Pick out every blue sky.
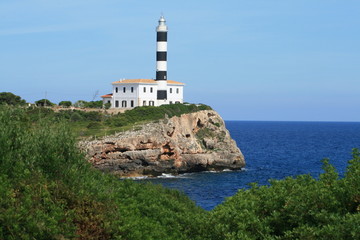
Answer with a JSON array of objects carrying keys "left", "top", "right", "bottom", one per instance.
[{"left": 1, "top": 0, "right": 359, "bottom": 121}]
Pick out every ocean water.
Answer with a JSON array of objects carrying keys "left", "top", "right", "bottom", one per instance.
[{"left": 145, "top": 121, "right": 360, "bottom": 210}]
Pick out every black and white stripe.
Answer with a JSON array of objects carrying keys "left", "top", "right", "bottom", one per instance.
[{"left": 156, "top": 16, "right": 168, "bottom": 100}]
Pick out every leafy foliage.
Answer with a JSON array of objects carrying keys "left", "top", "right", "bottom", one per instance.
[
  {"left": 73, "top": 100, "right": 87, "bottom": 108},
  {"left": 104, "top": 102, "right": 111, "bottom": 109},
  {"left": 0, "top": 106, "right": 207, "bottom": 239},
  {"left": 22, "top": 103, "right": 212, "bottom": 137},
  {"left": 207, "top": 151, "right": 360, "bottom": 239},
  {"left": 107, "top": 103, "right": 212, "bottom": 127},
  {"left": 59, "top": 100, "right": 72, "bottom": 107},
  {"left": 84, "top": 100, "right": 103, "bottom": 109},
  {"left": 35, "top": 98, "right": 55, "bottom": 107},
  {"left": 1, "top": 105, "right": 359, "bottom": 239},
  {"left": 72, "top": 100, "right": 103, "bottom": 109},
  {"left": 0, "top": 92, "right": 26, "bottom": 106}
]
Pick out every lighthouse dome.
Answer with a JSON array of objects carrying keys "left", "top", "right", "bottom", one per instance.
[
  {"left": 159, "top": 16, "right": 166, "bottom": 22},
  {"left": 157, "top": 15, "right": 168, "bottom": 31}
]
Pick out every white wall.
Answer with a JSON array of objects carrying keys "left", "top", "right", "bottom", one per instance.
[
  {"left": 102, "top": 97, "right": 112, "bottom": 105},
  {"left": 112, "top": 84, "right": 139, "bottom": 108},
  {"left": 167, "top": 85, "right": 184, "bottom": 104},
  {"left": 138, "top": 84, "right": 158, "bottom": 106},
  {"left": 112, "top": 83, "right": 158, "bottom": 108},
  {"left": 110, "top": 83, "right": 184, "bottom": 108}
]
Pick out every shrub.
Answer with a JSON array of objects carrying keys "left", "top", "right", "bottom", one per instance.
[
  {"left": 73, "top": 100, "right": 87, "bottom": 108},
  {"left": 76, "top": 111, "right": 102, "bottom": 122},
  {"left": 0, "top": 106, "right": 208, "bottom": 239},
  {"left": 85, "top": 100, "right": 103, "bottom": 109},
  {"left": 35, "top": 99, "right": 55, "bottom": 107},
  {"left": 59, "top": 100, "right": 72, "bottom": 107},
  {"left": 87, "top": 122, "right": 101, "bottom": 129},
  {"left": 0, "top": 92, "right": 26, "bottom": 106},
  {"left": 70, "top": 112, "right": 83, "bottom": 122},
  {"left": 208, "top": 151, "right": 360, "bottom": 239},
  {"left": 104, "top": 102, "right": 111, "bottom": 109},
  {"left": 108, "top": 103, "right": 212, "bottom": 128}
]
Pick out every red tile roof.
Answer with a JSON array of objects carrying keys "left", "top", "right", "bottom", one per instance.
[{"left": 101, "top": 93, "right": 113, "bottom": 98}]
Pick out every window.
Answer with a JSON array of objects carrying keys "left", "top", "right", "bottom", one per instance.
[
  {"left": 143, "top": 87, "right": 146, "bottom": 93},
  {"left": 149, "top": 101, "right": 154, "bottom": 106},
  {"left": 122, "top": 101, "right": 127, "bottom": 108},
  {"left": 169, "top": 101, "right": 173, "bottom": 104},
  {"left": 107, "top": 100, "right": 110, "bottom": 104},
  {"left": 131, "top": 100, "right": 134, "bottom": 107},
  {"left": 176, "top": 88, "right": 179, "bottom": 94},
  {"left": 150, "top": 87, "right": 153, "bottom": 93},
  {"left": 170, "top": 88, "right": 172, "bottom": 93},
  {"left": 123, "top": 87, "right": 126, "bottom": 93},
  {"left": 143, "top": 101, "right": 146, "bottom": 106},
  {"left": 131, "top": 87, "right": 134, "bottom": 93},
  {"left": 115, "top": 100, "right": 119, "bottom": 108},
  {"left": 175, "top": 101, "right": 180, "bottom": 104},
  {"left": 115, "top": 87, "right": 118, "bottom": 93}
]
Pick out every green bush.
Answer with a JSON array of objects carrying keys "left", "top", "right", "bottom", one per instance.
[
  {"left": 87, "top": 122, "right": 102, "bottom": 129},
  {"left": 73, "top": 100, "right": 87, "bottom": 108},
  {"left": 84, "top": 100, "right": 103, "bottom": 109},
  {"left": 25, "top": 106, "right": 55, "bottom": 122},
  {"left": 59, "top": 100, "right": 72, "bottom": 107},
  {"left": 69, "top": 112, "right": 83, "bottom": 122},
  {"left": 108, "top": 103, "right": 212, "bottom": 127},
  {"left": 0, "top": 92, "right": 26, "bottom": 106},
  {"left": 208, "top": 151, "right": 360, "bottom": 240},
  {"left": 0, "top": 106, "right": 207, "bottom": 239},
  {"left": 35, "top": 99, "right": 55, "bottom": 107},
  {"left": 1, "top": 105, "right": 360, "bottom": 239},
  {"left": 104, "top": 102, "right": 111, "bottom": 109}
]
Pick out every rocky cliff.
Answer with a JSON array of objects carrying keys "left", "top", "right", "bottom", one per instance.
[{"left": 80, "top": 110, "right": 245, "bottom": 177}]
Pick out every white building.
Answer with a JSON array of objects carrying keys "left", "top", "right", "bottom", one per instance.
[
  {"left": 101, "top": 79, "right": 184, "bottom": 108},
  {"left": 101, "top": 16, "right": 185, "bottom": 109}
]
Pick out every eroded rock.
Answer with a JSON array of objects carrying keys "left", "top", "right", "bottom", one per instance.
[{"left": 80, "top": 110, "right": 245, "bottom": 177}]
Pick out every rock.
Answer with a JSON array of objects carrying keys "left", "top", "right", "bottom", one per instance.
[{"left": 79, "top": 110, "right": 245, "bottom": 177}]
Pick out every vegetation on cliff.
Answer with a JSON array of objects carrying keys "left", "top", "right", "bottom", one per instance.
[
  {"left": 0, "top": 106, "right": 207, "bottom": 239},
  {"left": 24, "top": 103, "right": 212, "bottom": 137},
  {"left": 1, "top": 105, "right": 359, "bottom": 239}
]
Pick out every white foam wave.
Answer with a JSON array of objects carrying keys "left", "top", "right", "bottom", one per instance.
[
  {"left": 124, "top": 176, "right": 149, "bottom": 180},
  {"left": 158, "top": 173, "right": 178, "bottom": 178}
]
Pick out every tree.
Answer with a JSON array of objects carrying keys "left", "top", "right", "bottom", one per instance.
[
  {"left": 59, "top": 101, "right": 72, "bottom": 108},
  {"left": 0, "top": 92, "right": 26, "bottom": 106},
  {"left": 84, "top": 100, "right": 103, "bottom": 109},
  {"left": 73, "top": 100, "right": 87, "bottom": 108},
  {"left": 35, "top": 99, "right": 55, "bottom": 107}
]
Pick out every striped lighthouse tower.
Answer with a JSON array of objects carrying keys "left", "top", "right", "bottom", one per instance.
[{"left": 156, "top": 16, "right": 168, "bottom": 103}]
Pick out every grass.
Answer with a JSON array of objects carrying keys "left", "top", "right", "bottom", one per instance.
[{"left": 24, "top": 103, "right": 212, "bottom": 138}]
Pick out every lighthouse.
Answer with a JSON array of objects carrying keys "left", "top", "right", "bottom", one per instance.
[
  {"left": 156, "top": 16, "right": 168, "bottom": 104},
  {"left": 102, "top": 16, "right": 185, "bottom": 109}
]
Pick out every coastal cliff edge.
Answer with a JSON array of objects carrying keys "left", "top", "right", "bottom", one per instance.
[{"left": 80, "top": 110, "right": 245, "bottom": 177}]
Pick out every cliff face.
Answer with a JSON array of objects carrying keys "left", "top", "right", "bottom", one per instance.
[{"left": 80, "top": 110, "right": 245, "bottom": 177}]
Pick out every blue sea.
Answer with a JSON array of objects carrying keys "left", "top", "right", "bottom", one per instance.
[{"left": 146, "top": 121, "right": 360, "bottom": 210}]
